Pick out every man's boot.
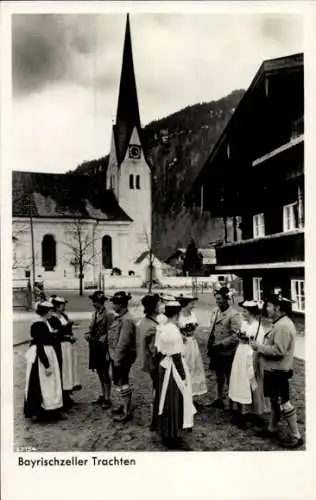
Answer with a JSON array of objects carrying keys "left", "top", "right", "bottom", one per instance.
[{"left": 113, "top": 386, "right": 133, "bottom": 423}]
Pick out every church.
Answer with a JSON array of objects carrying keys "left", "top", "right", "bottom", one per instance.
[{"left": 12, "top": 15, "right": 152, "bottom": 289}]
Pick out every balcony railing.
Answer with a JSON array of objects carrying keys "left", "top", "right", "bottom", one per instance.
[{"left": 216, "top": 230, "right": 304, "bottom": 268}]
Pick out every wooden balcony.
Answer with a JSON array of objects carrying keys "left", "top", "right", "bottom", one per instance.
[{"left": 216, "top": 230, "right": 304, "bottom": 270}]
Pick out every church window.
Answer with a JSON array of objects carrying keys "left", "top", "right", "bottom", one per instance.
[
  {"left": 102, "top": 235, "right": 112, "bottom": 269},
  {"left": 129, "top": 174, "right": 134, "bottom": 189},
  {"left": 136, "top": 175, "right": 140, "bottom": 189},
  {"left": 42, "top": 234, "right": 56, "bottom": 271}
]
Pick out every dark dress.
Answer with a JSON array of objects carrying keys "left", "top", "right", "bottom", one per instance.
[
  {"left": 24, "top": 321, "right": 62, "bottom": 419},
  {"left": 151, "top": 352, "right": 186, "bottom": 442}
]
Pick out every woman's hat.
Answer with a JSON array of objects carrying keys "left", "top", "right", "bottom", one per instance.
[
  {"left": 165, "top": 300, "right": 181, "bottom": 308},
  {"left": 51, "top": 296, "right": 68, "bottom": 305},
  {"left": 89, "top": 290, "right": 107, "bottom": 303},
  {"left": 35, "top": 301, "right": 54, "bottom": 313},
  {"left": 110, "top": 291, "right": 132, "bottom": 304},
  {"left": 159, "top": 293, "right": 177, "bottom": 302},
  {"left": 239, "top": 299, "right": 263, "bottom": 311},
  {"left": 176, "top": 293, "right": 198, "bottom": 306},
  {"left": 141, "top": 293, "right": 161, "bottom": 310}
]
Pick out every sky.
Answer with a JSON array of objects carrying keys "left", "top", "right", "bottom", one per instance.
[{"left": 11, "top": 12, "right": 303, "bottom": 173}]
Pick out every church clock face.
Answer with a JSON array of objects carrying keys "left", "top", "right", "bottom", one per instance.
[{"left": 128, "top": 145, "right": 141, "bottom": 159}]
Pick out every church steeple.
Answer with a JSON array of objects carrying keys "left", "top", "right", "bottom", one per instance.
[{"left": 114, "top": 14, "right": 141, "bottom": 164}]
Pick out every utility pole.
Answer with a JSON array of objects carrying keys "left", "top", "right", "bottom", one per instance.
[
  {"left": 148, "top": 247, "right": 153, "bottom": 293},
  {"left": 24, "top": 197, "right": 36, "bottom": 296}
]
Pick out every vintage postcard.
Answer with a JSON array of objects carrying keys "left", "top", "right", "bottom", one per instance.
[{"left": 1, "top": 1, "right": 316, "bottom": 499}]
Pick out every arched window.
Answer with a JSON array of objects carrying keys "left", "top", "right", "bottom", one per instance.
[
  {"left": 42, "top": 234, "right": 56, "bottom": 271},
  {"left": 102, "top": 235, "right": 112, "bottom": 269},
  {"left": 129, "top": 174, "right": 134, "bottom": 189},
  {"left": 136, "top": 175, "right": 140, "bottom": 190}
]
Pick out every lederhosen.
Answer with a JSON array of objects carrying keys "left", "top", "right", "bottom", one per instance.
[{"left": 262, "top": 316, "right": 293, "bottom": 404}]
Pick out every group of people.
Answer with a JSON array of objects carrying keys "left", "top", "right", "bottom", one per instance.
[
  {"left": 24, "top": 285, "right": 303, "bottom": 450},
  {"left": 206, "top": 287, "right": 302, "bottom": 449},
  {"left": 24, "top": 296, "right": 81, "bottom": 422}
]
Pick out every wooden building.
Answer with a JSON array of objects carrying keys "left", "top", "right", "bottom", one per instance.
[{"left": 186, "top": 53, "right": 304, "bottom": 314}]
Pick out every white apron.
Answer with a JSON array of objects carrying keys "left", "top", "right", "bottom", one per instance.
[
  {"left": 179, "top": 311, "right": 207, "bottom": 397},
  {"left": 228, "top": 343, "right": 254, "bottom": 404},
  {"left": 156, "top": 322, "right": 196, "bottom": 429},
  {"left": 56, "top": 314, "right": 80, "bottom": 391},
  {"left": 25, "top": 320, "right": 63, "bottom": 411}
]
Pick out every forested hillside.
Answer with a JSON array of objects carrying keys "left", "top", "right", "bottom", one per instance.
[{"left": 73, "top": 89, "right": 245, "bottom": 260}]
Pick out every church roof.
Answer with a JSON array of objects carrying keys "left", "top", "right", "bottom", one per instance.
[
  {"left": 113, "top": 14, "right": 143, "bottom": 165},
  {"left": 12, "top": 171, "right": 132, "bottom": 222}
]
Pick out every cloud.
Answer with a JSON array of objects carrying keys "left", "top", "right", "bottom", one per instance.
[
  {"left": 12, "top": 14, "right": 124, "bottom": 96},
  {"left": 11, "top": 12, "right": 303, "bottom": 173}
]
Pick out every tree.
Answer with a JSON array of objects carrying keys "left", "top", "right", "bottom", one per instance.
[
  {"left": 182, "top": 238, "right": 201, "bottom": 276},
  {"left": 12, "top": 225, "right": 37, "bottom": 274},
  {"left": 63, "top": 219, "right": 100, "bottom": 296}
]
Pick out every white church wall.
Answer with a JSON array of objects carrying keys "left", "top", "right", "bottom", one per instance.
[{"left": 12, "top": 218, "right": 132, "bottom": 287}]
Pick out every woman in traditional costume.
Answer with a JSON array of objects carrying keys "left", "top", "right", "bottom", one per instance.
[
  {"left": 177, "top": 295, "right": 207, "bottom": 402},
  {"left": 152, "top": 300, "right": 196, "bottom": 450},
  {"left": 49, "top": 296, "right": 81, "bottom": 409},
  {"left": 24, "top": 301, "right": 64, "bottom": 421},
  {"left": 228, "top": 300, "right": 266, "bottom": 428}
]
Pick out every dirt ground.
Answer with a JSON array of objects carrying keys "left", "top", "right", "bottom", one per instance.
[{"left": 14, "top": 320, "right": 305, "bottom": 452}]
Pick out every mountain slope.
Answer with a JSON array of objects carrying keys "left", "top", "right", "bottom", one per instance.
[{"left": 73, "top": 89, "right": 245, "bottom": 260}]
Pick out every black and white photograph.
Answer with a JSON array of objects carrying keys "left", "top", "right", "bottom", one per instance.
[{"left": 9, "top": 7, "right": 307, "bottom": 455}]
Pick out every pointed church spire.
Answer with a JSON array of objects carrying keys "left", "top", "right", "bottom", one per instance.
[{"left": 114, "top": 14, "right": 141, "bottom": 164}]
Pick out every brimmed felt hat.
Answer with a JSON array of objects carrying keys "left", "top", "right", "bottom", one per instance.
[
  {"left": 110, "top": 291, "right": 132, "bottom": 304},
  {"left": 264, "top": 292, "right": 294, "bottom": 305},
  {"left": 141, "top": 293, "right": 161, "bottom": 309},
  {"left": 89, "top": 290, "right": 107, "bottom": 303},
  {"left": 214, "top": 286, "right": 230, "bottom": 298}
]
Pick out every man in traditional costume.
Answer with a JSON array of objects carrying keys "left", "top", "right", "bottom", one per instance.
[
  {"left": 137, "top": 293, "right": 163, "bottom": 429},
  {"left": 85, "top": 291, "right": 113, "bottom": 410},
  {"left": 137, "top": 294, "right": 162, "bottom": 391},
  {"left": 251, "top": 292, "right": 303, "bottom": 449},
  {"left": 108, "top": 291, "right": 137, "bottom": 423},
  {"left": 207, "top": 286, "right": 242, "bottom": 410}
]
